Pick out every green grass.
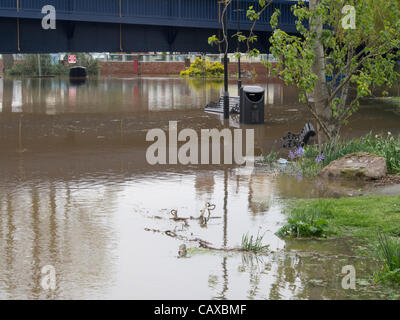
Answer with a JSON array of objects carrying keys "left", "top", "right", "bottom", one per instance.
[
  {"left": 277, "top": 206, "right": 330, "bottom": 238},
  {"left": 280, "top": 196, "right": 400, "bottom": 239},
  {"left": 374, "top": 234, "right": 400, "bottom": 284},
  {"left": 279, "top": 195, "right": 400, "bottom": 285},
  {"left": 241, "top": 233, "right": 269, "bottom": 252},
  {"left": 297, "top": 157, "right": 324, "bottom": 178}
]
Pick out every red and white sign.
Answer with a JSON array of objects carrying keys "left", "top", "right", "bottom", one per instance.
[{"left": 68, "top": 55, "right": 76, "bottom": 64}]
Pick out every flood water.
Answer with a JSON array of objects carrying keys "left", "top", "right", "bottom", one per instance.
[{"left": 0, "top": 76, "right": 399, "bottom": 300}]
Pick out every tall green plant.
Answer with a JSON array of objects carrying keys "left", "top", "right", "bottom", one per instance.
[
  {"left": 375, "top": 234, "right": 400, "bottom": 283},
  {"left": 277, "top": 206, "right": 330, "bottom": 238},
  {"left": 241, "top": 232, "right": 269, "bottom": 252}
]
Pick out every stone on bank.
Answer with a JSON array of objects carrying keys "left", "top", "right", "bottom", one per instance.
[{"left": 319, "top": 152, "right": 387, "bottom": 180}]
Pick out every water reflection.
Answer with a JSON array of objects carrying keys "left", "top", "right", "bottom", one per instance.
[
  {"left": 0, "top": 166, "right": 118, "bottom": 299},
  {"left": 0, "top": 76, "right": 399, "bottom": 142},
  {"left": 0, "top": 77, "right": 307, "bottom": 115},
  {"left": 0, "top": 77, "right": 224, "bottom": 114},
  {"left": 0, "top": 147, "right": 381, "bottom": 299},
  {"left": 0, "top": 78, "right": 22, "bottom": 113},
  {"left": 0, "top": 76, "right": 399, "bottom": 299}
]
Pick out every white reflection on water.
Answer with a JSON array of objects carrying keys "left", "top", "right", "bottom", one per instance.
[
  {"left": 0, "top": 148, "right": 383, "bottom": 299},
  {"left": 0, "top": 76, "right": 398, "bottom": 299}
]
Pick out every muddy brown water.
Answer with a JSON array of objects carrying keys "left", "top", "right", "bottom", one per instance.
[{"left": 0, "top": 76, "right": 399, "bottom": 299}]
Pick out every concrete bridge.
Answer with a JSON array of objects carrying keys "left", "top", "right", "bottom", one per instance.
[{"left": 0, "top": 0, "right": 299, "bottom": 53}]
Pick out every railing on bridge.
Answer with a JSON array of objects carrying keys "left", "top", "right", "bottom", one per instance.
[{"left": 0, "top": 0, "right": 298, "bottom": 31}]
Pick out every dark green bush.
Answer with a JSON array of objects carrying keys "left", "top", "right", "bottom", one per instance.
[{"left": 277, "top": 206, "right": 331, "bottom": 238}]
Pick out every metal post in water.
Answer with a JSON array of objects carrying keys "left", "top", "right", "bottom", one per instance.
[
  {"left": 37, "top": 54, "right": 41, "bottom": 77},
  {"left": 120, "top": 119, "right": 124, "bottom": 144},
  {"left": 235, "top": 0, "right": 242, "bottom": 95},
  {"left": 223, "top": 5, "right": 229, "bottom": 120},
  {"left": 18, "top": 117, "right": 22, "bottom": 150}
]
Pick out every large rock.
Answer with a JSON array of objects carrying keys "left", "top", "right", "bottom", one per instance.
[{"left": 319, "top": 152, "right": 387, "bottom": 180}]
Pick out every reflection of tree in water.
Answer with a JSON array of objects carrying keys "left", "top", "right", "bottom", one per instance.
[
  {"left": 265, "top": 248, "right": 383, "bottom": 300},
  {"left": 2, "top": 193, "right": 16, "bottom": 296},
  {"left": 194, "top": 172, "right": 215, "bottom": 197},
  {"left": 0, "top": 172, "right": 120, "bottom": 299},
  {"left": 210, "top": 257, "right": 229, "bottom": 300},
  {"left": 208, "top": 169, "right": 229, "bottom": 300},
  {"left": 248, "top": 174, "right": 272, "bottom": 215},
  {"left": 187, "top": 79, "right": 223, "bottom": 93},
  {"left": 240, "top": 254, "right": 264, "bottom": 299},
  {"left": 1, "top": 78, "right": 13, "bottom": 113},
  {"left": 219, "top": 169, "right": 229, "bottom": 299},
  {"left": 205, "top": 250, "right": 349, "bottom": 299}
]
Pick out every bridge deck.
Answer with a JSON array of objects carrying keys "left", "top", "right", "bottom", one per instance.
[{"left": 0, "top": 0, "right": 299, "bottom": 53}]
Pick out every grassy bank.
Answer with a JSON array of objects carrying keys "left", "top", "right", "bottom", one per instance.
[
  {"left": 278, "top": 195, "right": 400, "bottom": 284},
  {"left": 266, "top": 133, "right": 400, "bottom": 177},
  {"left": 279, "top": 195, "right": 400, "bottom": 239}
]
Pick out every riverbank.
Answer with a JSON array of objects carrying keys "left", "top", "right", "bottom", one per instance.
[
  {"left": 281, "top": 195, "right": 400, "bottom": 240},
  {"left": 99, "top": 61, "right": 272, "bottom": 78},
  {"left": 277, "top": 194, "right": 400, "bottom": 287},
  {"left": 0, "top": 58, "right": 273, "bottom": 78},
  {"left": 268, "top": 131, "right": 400, "bottom": 287}
]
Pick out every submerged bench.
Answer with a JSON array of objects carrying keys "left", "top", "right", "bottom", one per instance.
[
  {"left": 282, "top": 122, "right": 316, "bottom": 148},
  {"left": 204, "top": 96, "right": 240, "bottom": 114}
]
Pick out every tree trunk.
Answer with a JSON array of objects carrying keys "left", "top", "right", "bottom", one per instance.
[
  {"left": 309, "top": 0, "right": 337, "bottom": 142},
  {"left": 2, "top": 54, "right": 14, "bottom": 72}
]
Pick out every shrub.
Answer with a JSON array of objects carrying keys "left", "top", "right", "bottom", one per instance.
[
  {"left": 187, "top": 79, "right": 224, "bottom": 92},
  {"left": 180, "top": 58, "right": 224, "bottom": 78},
  {"left": 77, "top": 53, "right": 99, "bottom": 75},
  {"left": 277, "top": 205, "right": 331, "bottom": 238}
]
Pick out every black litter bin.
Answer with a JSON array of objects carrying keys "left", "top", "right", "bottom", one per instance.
[{"left": 240, "top": 86, "right": 265, "bottom": 124}]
